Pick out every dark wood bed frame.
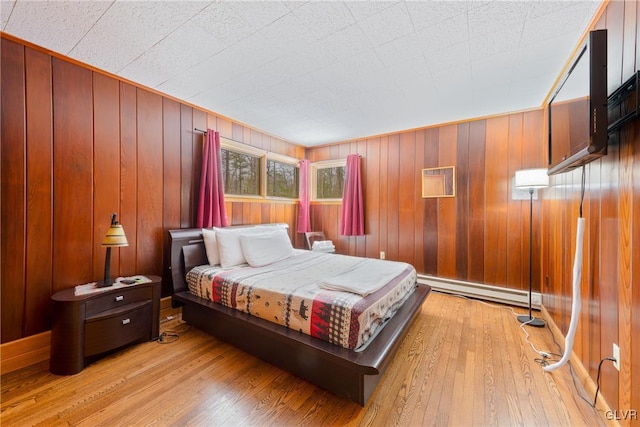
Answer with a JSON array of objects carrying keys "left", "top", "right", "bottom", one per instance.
[{"left": 169, "top": 225, "right": 431, "bottom": 406}]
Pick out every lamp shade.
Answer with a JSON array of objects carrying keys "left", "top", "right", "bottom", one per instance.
[
  {"left": 514, "top": 168, "right": 549, "bottom": 190},
  {"left": 101, "top": 224, "right": 128, "bottom": 247}
]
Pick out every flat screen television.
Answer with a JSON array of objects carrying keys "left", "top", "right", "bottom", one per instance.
[{"left": 548, "top": 29, "right": 608, "bottom": 175}]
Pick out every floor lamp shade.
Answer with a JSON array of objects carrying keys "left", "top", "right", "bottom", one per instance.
[
  {"left": 514, "top": 168, "right": 548, "bottom": 327},
  {"left": 100, "top": 213, "right": 128, "bottom": 287},
  {"left": 515, "top": 168, "right": 549, "bottom": 190}
]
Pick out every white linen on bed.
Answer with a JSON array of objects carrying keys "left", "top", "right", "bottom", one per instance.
[
  {"left": 318, "top": 258, "right": 407, "bottom": 296},
  {"left": 202, "top": 228, "right": 220, "bottom": 266},
  {"left": 239, "top": 229, "right": 294, "bottom": 267},
  {"left": 213, "top": 224, "right": 287, "bottom": 268},
  {"left": 186, "top": 250, "right": 417, "bottom": 350}
]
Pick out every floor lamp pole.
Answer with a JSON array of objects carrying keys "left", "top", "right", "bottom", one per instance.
[{"left": 518, "top": 188, "right": 545, "bottom": 327}]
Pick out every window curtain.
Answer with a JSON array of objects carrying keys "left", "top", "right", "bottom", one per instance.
[
  {"left": 196, "top": 129, "right": 229, "bottom": 228},
  {"left": 339, "top": 154, "right": 364, "bottom": 236},
  {"left": 297, "top": 159, "right": 311, "bottom": 233}
]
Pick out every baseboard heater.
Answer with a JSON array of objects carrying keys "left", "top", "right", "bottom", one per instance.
[{"left": 417, "top": 274, "right": 542, "bottom": 309}]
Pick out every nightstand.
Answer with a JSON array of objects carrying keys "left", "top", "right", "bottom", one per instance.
[{"left": 50, "top": 276, "right": 161, "bottom": 375}]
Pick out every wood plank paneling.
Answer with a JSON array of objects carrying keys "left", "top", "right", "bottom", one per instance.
[
  {"left": 163, "top": 98, "right": 182, "bottom": 296},
  {"left": 599, "top": 138, "right": 620, "bottom": 407},
  {"left": 631, "top": 119, "right": 640, "bottom": 423},
  {"left": 93, "top": 73, "right": 121, "bottom": 281},
  {"left": 365, "top": 138, "right": 381, "bottom": 260},
  {"left": 119, "top": 82, "right": 138, "bottom": 276},
  {"left": 192, "top": 109, "right": 206, "bottom": 226},
  {"left": 23, "top": 47, "right": 53, "bottom": 336},
  {"left": 506, "top": 114, "right": 523, "bottom": 290},
  {"left": 542, "top": 2, "right": 639, "bottom": 422},
  {"left": 305, "top": 111, "right": 546, "bottom": 291},
  {"left": 1, "top": 35, "right": 306, "bottom": 344},
  {"left": 413, "top": 131, "right": 426, "bottom": 274},
  {"left": 437, "top": 125, "right": 457, "bottom": 279},
  {"left": 217, "top": 116, "right": 233, "bottom": 140},
  {"left": 523, "top": 111, "right": 545, "bottom": 293},
  {"left": 455, "top": 123, "right": 470, "bottom": 280},
  {"left": 484, "top": 116, "right": 509, "bottom": 286},
  {"left": 398, "top": 132, "right": 416, "bottom": 265},
  {"left": 617, "top": 121, "right": 634, "bottom": 418},
  {"left": 422, "top": 128, "right": 439, "bottom": 276},
  {"left": 386, "top": 135, "right": 400, "bottom": 261},
  {"left": 1, "top": 38, "right": 26, "bottom": 343},
  {"left": 180, "top": 105, "right": 193, "bottom": 229},
  {"left": 467, "top": 121, "right": 486, "bottom": 282},
  {"left": 52, "top": 58, "right": 93, "bottom": 292},
  {"left": 136, "top": 89, "right": 164, "bottom": 276},
  {"left": 379, "top": 136, "right": 389, "bottom": 261},
  {"left": 585, "top": 161, "right": 601, "bottom": 379}
]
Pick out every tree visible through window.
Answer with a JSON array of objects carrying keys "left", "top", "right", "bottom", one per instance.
[
  {"left": 266, "top": 160, "right": 299, "bottom": 198},
  {"left": 316, "top": 165, "right": 345, "bottom": 199},
  {"left": 221, "top": 149, "right": 260, "bottom": 196}
]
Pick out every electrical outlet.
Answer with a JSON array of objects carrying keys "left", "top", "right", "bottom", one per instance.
[
  {"left": 613, "top": 343, "right": 620, "bottom": 371},
  {"left": 380, "top": 251, "right": 385, "bottom": 260}
]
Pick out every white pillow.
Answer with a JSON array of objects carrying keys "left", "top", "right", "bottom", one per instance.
[
  {"left": 213, "top": 224, "right": 288, "bottom": 268},
  {"left": 240, "top": 229, "right": 294, "bottom": 267},
  {"left": 202, "top": 229, "right": 219, "bottom": 266}
]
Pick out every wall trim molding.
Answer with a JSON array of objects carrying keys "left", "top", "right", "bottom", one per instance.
[
  {"left": 0, "top": 331, "right": 50, "bottom": 375},
  {"left": 1, "top": 296, "right": 180, "bottom": 376},
  {"left": 417, "top": 274, "right": 542, "bottom": 308}
]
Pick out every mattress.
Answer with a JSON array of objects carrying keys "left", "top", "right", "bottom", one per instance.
[{"left": 186, "top": 250, "right": 417, "bottom": 350}]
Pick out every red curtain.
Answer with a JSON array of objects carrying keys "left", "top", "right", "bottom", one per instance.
[
  {"left": 339, "top": 154, "right": 364, "bottom": 236},
  {"left": 297, "top": 159, "right": 311, "bottom": 233},
  {"left": 196, "top": 129, "right": 229, "bottom": 228}
]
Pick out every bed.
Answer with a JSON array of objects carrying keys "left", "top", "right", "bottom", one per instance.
[{"left": 169, "top": 224, "right": 430, "bottom": 406}]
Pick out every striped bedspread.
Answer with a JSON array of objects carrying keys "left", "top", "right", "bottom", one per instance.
[{"left": 186, "top": 250, "right": 417, "bottom": 350}]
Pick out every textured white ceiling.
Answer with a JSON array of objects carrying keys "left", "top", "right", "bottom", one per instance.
[{"left": 1, "top": 0, "right": 602, "bottom": 146}]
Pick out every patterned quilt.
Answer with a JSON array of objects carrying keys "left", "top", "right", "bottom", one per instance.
[{"left": 186, "top": 250, "right": 417, "bottom": 350}]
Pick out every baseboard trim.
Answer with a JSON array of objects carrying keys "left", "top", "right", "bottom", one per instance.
[
  {"left": 540, "top": 305, "right": 619, "bottom": 427},
  {"left": 1, "top": 296, "right": 180, "bottom": 376},
  {"left": 417, "top": 274, "right": 541, "bottom": 308},
  {"left": 0, "top": 331, "right": 50, "bottom": 375}
]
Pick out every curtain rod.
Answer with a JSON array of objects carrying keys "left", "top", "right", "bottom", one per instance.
[{"left": 194, "top": 127, "right": 273, "bottom": 154}]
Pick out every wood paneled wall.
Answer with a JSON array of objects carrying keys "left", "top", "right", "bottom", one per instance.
[
  {"left": 541, "top": 1, "right": 640, "bottom": 423},
  {"left": 307, "top": 110, "right": 545, "bottom": 290},
  {"left": 0, "top": 36, "right": 304, "bottom": 343}
]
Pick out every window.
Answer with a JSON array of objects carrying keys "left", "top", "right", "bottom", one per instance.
[
  {"left": 219, "top": 137, "right": 300, "bottom": 200},
  {"left": 221, "top": 149, "right": 260, "bottom": 196},
  {"left": 267, "top": 159, "right": 299, "bottom": 199},
  {"left": 311, "top": 160, "right": 346, "bottom": 201}
]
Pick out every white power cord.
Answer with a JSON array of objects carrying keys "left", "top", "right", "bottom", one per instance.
[{"left": 544, "top": 217, "right": 585, "bottom": 372}]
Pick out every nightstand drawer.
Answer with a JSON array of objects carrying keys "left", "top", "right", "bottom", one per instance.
[
  {"left": 85, "top": 286, "right": 152, "bottom": 317},
  {"left": 84, "top": 301, "right": 152, "bottom": 356},
  {"left": 50, "top": 276, "right": 160, "bottom": 375}
]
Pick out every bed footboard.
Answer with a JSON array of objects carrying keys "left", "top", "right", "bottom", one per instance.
[
  {"left": 169, "top": 226, "right": 430, "bottom": 405},
  {"left": 173, "top": 283, "right": 430, "bottom": 406}
]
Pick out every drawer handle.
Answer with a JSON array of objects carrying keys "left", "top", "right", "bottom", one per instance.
[
  {"left": 122, "top": 318, "right": 130, "bottom": 325},
  {"left": 115, "top": 296, "right": 124, "bottom": 302}
]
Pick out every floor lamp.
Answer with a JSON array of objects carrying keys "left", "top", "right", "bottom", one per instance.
[{"left": 514, "top": 168, "right": 548, "bottom": 327}]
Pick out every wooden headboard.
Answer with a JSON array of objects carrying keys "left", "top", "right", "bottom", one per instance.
[{"left": 168, "top": 224, "right": 290, "bottom": 295}]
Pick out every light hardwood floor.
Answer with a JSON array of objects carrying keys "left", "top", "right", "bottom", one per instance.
[{"left": 1, "top": 291, "right": 605, "bottom": 426}]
